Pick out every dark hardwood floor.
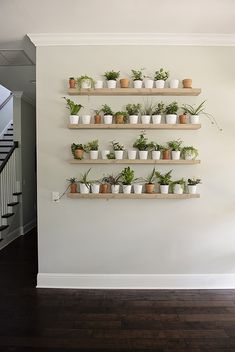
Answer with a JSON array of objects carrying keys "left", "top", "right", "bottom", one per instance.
[{"left": 1, "top": 229, "right": 235, "bottom": 351}]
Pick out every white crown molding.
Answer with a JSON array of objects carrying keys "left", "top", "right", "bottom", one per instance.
[
  {"left": 28, "top": 32, "right": 235, "bottom": 47},
  {"left": 37, "top": 273, "right": 235, "bottom": 289},
  {"left": 12, "top": 91, "right": 35, "bottom": 106}
]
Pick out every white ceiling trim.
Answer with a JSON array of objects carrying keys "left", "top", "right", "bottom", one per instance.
[
  {"left": 28, "top": 32, "right": 235, "bottom": 47},
  {"left": 13, "top": 91, "right": 35, "bottom": 106}
]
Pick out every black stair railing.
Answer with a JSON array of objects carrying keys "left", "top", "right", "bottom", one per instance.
[{"left": 0, "top": 93, "right": 13, "bottom": 111}]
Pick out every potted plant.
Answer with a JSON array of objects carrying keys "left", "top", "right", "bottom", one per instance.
[
  {"left": 143, "top": 167, "right": 156, "bottom": 194},
  {"left": 90, "top": 180, "right": 100, "bottom": 194},
  {"left": 111, "top": 140, "right": 125, "bottom": 159},
  {"left": 82, "top": 114, "right": 91, "bottom": 124},
  {"left": 105, "top": 173, "right": 122, "bottom": 194},
  {"left": 121, "top": 167, "right": 135, "bottom": 194},
  {"left": 133, "top": 178, "right": 143, "bottom": 194},
  {"left": 131, "top": 69, "right": 144, "bottom": 88},
  {"left": 69, "top": 77, "right": 76, "bottom": 89},
  {"left": 63, "top": 97, "right": 83, "bottom": 124},
  {"left": 79, "top": 168, "right": 91, "bottom": 194},
  {"left": 152, "top": 102, "right": 165, "bottom": 124},
  {"left": 161, "top": 145, "right": 171, "bottom": 160},
  {"left": 101, "top": 149, "right": 110, "bottom": 159},
  {"left": 104, "top": 70, "right": 120, "bottom": 88},
  {"left": 182, "top": 101, "right": 221, "bottom": 130},
  {"left": 181, "top": 146, "right": 199, "bottom": 160},
  {"left": 67, "top": 177, "right": 78, "bottom": 193},
  {"left": 94, "top": 79, "right": 103, "bottom": 89},
  {"left": 127, "top": 149, "right": 137, "bottom": 160},
  {"left": 171, "top": 178, "right": 186, "bottom": 194},
  {"left": 77, "top": 75, "right": 94, "bottom": 89},
  {"left": 143, "top": 75, "right": 154, "bottom": 89},
  {"left": 148, "top": 142, "right": 161, "bottom": 160},
  {"left": 154, "top": 68, "right": 169, "bottom": 88},
  {"left": 164, "top": 101, "right": 179, "bottom": 124},
  {"left": 71, "top": 142, "right": 85, "bottom": 160},
  {"left": 100, "top": 176, "right": 110, "bottom": 193},
  {"left": 84, "top": 139, "right": 99, "bottom": 160},
  {"left": 179, "top": 106, "right": 188, "bottom": 124},
  {"left": 167, "top": 139, "right": 183, "bottom": 160},
  {"left": 140, "top": 101, "right": 154, "bottom": 124},
  {"left": 155, "top": 170, "right": 172, "bottom": 194},
  {"left": 133, "top": 132, "right": 149, "bottom": 160},
  {"left": 101, "top": 104, "right": 114, "bottom": 124},
  {"left": 182, "top": 78, "right": 192, "bottom": 88},
  {"left": 188, "top": 178, "right": 201, "bottom": 194},
  {"left": 169, "top": 78, "right": 179, "bottom": 89},
  {"left": 93, "top": 109, "right": 102, "bottom": 124},
  {"left": 125, "top": 103, "right": 141, "bottom": 124},
  {"left": 119, "top": 77, "right": 129, "bottom": 88},
  {"left": 114, "top": 111, "right": 127, "bottom": 124}
]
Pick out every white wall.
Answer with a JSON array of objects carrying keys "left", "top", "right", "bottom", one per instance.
[{"left": 37, "top": 45, "right": 235, "bottom": 288}]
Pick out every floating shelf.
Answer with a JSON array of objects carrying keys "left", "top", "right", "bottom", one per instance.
[
  {"left": 68, "top": 123, "right": 201, "bottom": 130},
  {"left": 68, "top": 193, "right": 200, "bottom": 199},
  {"left": 69, "top": 159, "right": 200, "bottom": 165},
  {"left": 68, "top": 88, "right": 201, "bottom": 96}
]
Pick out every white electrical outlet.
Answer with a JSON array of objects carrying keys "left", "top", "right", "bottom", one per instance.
[{"left": 52, "top": 192, "right": 60, "bottom": 202}]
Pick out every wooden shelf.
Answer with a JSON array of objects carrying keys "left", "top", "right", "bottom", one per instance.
[
  {"left": 68, "top": 88, "right": 201, "bottom": 96},
  {"left": 68, "top": 123, "right": 201, "bottom": 130},
  {"left": 68, "top": 193, "right": 200, "bottom": 199},
  {"left": 69, "top": 159, "right": 200, "bottom": 165}
]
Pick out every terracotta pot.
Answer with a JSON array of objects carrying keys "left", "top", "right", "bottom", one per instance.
[
  {"left": 120, "top": 78, "right": 129, "bottom": 88},
  {"left": 162, "top": 150, "right": 171, "bottom": 160},
  {"left": 94, "top": 114, "right": 102, "bottom": 124},
  {"left": 100, "top": 184, "right": 109, "bottom": 193},
  {"left": 115, "top": 114, "right": 124, "bottom": 124},
  {"left": 182, "top": 79, "right": 192, "bottom": 88},
  {"left": 70, "top": 183, "right": 77, "bottom": 193},
  {"left": 145, "top": 183, "right": 155, "bottom": 194},
  {"left": 179, "top": 114, "right": 188, "bottom": 124},
  {"left": 69, "top": 78, "right": 76, "bottom": 88},
  {"left": 74, "top": 149, "right": 84, "bottom": 160}
]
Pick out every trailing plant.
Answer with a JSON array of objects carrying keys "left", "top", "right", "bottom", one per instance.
[
  {"left": 77, "top": 75, "right": 95, "bottom": 89},
  {"left": 164, "top": 101, "right": 179, "bottom": 115},
  {"left": 188, "top": 178, "right": 201, "bottom": 186},
  {"left": 181, "top": 146, "right": 199, "bottom": 160},
  {"left": 141, "top": 100, "right": 155, "bottom": 115},
  {"left": 63, "top": 97, "right": 83, "bottom": 115},
  {"left": 71, "top": 143, "right": 84, "bottom": 156},
  {"left": 143, "top": 167, "right": 156, "bottom": 184},
  {"left": 155, "top": 170, "right": 173, "bottom": 185},
  {"left": 170, "top": 178, "right": 186, "bottom": 192},
  {"left": 78, "top": 168, "right": 91, "bottom": 187},
  {"left": 148, "top": 141, "right": 161, "bottom": 151},
  {"left": 104, "top": 70, "right": 120, "bottom": 81},
  {"left": 133, "top": 131, "right": 149, "bottom": 151},
  {"left": 107, "top": 152, "right": 115, "bottom": 159},
  {"left": 101, "top": 104, "right": 114, "bottom": 116},
  {"left": 167, "top": 139, "right": 183, "bottom": 151},
  {"left": 111, "top": 140, "right": 125, "bottom": 151},
  {"left": 67, "top": 177, "right": 78, "bottom": 184},
  {"left": 154, "top": 68, "right": 169, "bottom": 81},
  {"left": 84, "top": 139, "right": 99, "bottom": 152},
  {"left": 125, "top": 103, "right": 142, "bottom": 115},
  {"left": 131, "top": 68, "right": 145, "bottom": 81},
  {"left": 121, "top": 167, "right": 135, "bottom": 185},
  {"left": 152, "top": 102, "right": 165, "bottom": 115}
]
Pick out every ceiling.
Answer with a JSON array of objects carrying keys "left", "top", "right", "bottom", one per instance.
[{"left": 0, "top": 0, "right": 235, "bottom": 101}]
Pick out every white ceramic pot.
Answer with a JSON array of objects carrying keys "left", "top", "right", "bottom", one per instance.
[
  {"left": 90, "top": 150, "right": 99, "bottom": 160},
  {"left": 123, "top": 185, "right": 132, "bottom": 194},
  {"left": 166, "top": 114, "right": 177, "bottom": 124},
  {"left": 134, "top": 184, "right": 143, "bottom": 194},
  {"left": 152, "top": 150, "right": 161, "bottom": 160},
  {"left": 141, "top": 115, "right": 151, "bottom": 124},
  {"left": 152, "top": 115, "right": 161, "bottom": 124},
  {"left": 173, "top": 184, "right": 183, "bottom": 194},
  {"left": 171, "top": 151, "right": 181, "bottom": 160},
  {"left": 128, "top": 150, "right": 137, "bottom": 160},
  {"left": 82, "top": 115, "right": 91, "bottom": 124},
  {"left": 91, "top": 184, "right": 100, "bottom": 194},
  {"left": 80, "top": 183, "right": 90, "bottom": 194},
  {"left": 129, "top": 115, "right": 139, "bottom": 124},
  {"left": 69, "top": 115, "right": 79, "bottom": 124},
  {"left": 111, "top": 185, "right": 120, "bottom": 194},
  {"left": 139, "top": 150, "right": 148, "bottom": 160},
  {"left": 133, "top": 80, "right": 143, "bottom": 88},
  {"left": 160, "top": 185, "right": 169, "bottom": 194},
  {"left": 81, "top": 80, "right": 92, "bottom": 89},
  {"left": 188, "top": 185, "right": 197, "bottom": 194},
  {"left": 144, "top": 79, "right": 154, "bottom": 88},
  {"left": 190, "top": 115, "right": 200, "bottom": 124},
  {"left": 114, "top": 150, "right": 124, "bottom": 160},
  {"left": 104, "top": 115, "right": 113, "bottom": 124},
  {"left": 94, "top": 80, "right": 103, "bottom": 89},
  {"left": 170, "top": 79, "right": 179, "bottom": 88},
  {"left": 184, "top": 153, "right": 194, "bottom": 160},
  {"left": 101, "top": 150, "right": 110, "bottom": 159},
  {"left": 107, "top": 80, "right": 117, "bottom": 88},
  {"left": 155, "top": 80, "right": 165, "bottom": 88}
]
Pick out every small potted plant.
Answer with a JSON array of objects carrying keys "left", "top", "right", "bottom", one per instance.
[
  {"left": 107, "top": 152, "right": 115, "bottom": 159},
  {"left": 121, "top": 167, "right": 135, "bottom": 194},
  {"left": 164, "top": 101, "right": 179, "bottom": 124},
  {"left": 133, "top": 131, "right": 149, "bottom": 160},
  {"left": 125, "top": 103, "right": 141, "bottom": 124},
  {"left": 104, "top": 70, "right": 120, "bottom": 88},
  {"left": 79, "top": 168, "right": 91, "bottom": 194},
  {"left": 101, "top": 149, "right": 110, "bottom": 159},
  {"left": 154, "top": 68, "right": 169, "bottom": 88},
  {"left": 143, "top": 167, "right": 156, "bottom": 194},
  {"left": 77, "top": 75, "right": 94, "bottom": 89},
  {"left": 93, "top": 109, "right": 102, "bottom": 124},
  {"left": 155, "top": 170, "right": 173, "bottom": 194},
  {"left": 101, "top": 104, "right": 114, "bottom": 124},
  {"left": 100, "top": 176, "right": 110, "bottom": 193},
  {"left": 188, "top": 178, "right": 201, "bottom": 194},
  {"left": 69, "top": 77, "right": 76, "bottom": 89},
  {"left": 114, "top": 111, "right": 127, "bottom": 124},
  {"left": 161, "top": 145, "right": 171, "bottom": 160},
  {"left": 71, "top": 142, "right": 85, "bottom": 160},
  {"left": 140, "top": 101, "right": 154, "bottom": 124},
  {"left": 179, "top": 106, "right": 188, "bottom": 124},
  {"left": 94, "top": 79, "right": 103, "bottom": 89},
  {"left": 148, "top": 142, "right": 161, "bottom": 160},
  {"left": 67, "top": 177, "right": 78, "bottom": 193},
  {"left": 111, "top": 140, "right": 125, "bottom": 159},
  {"left": 105, "top": 173, "right": 122, "bottom": 194},
  {"left": 63, "top": 97, "right": 83, "bottom": 124},
  {"left": 167, "top": 139, "right": 183, "bottom": 160},
  {"left": 119, "top": 77, "right": 129, "bottom": 88},
  {"left": 181, "top": 146, "right": 199, "bottom": 160},
  {"left": 182, "top": 101, "right": 221, "bottom": 130},
  {"left": 131, "top": 69, "right": 144, "bottom": 88},
  {"left": 127, "top": 149, "right": 137, "bottom": 160},
  {"left": 84, "top": 139, "right": 99, "bottom": 160},
  {"left": 152, "top": 102, "right": 164, "bottom": 124},
  {"left": 81, "top": 114, "right": 91, "bottom": 124},
  {"left": 182, "top": 78, "right": 192, "bottom": 88},
  {"left": 170, "top": 78, "right": 179, "bottom": 89},
  {"left": 143, "top": 75, "right": 154, "bottom": 89},
  {"left": 171, "top": 178, "right": 186, "bottom": 194},
  {"left": 90, "top": 180, "right": 100, "bottom": 194}
]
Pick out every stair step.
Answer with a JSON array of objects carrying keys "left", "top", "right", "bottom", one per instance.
[
  {"left": 8, "top": 128, "right": 13, "bottom": 131},
  {"left": 0, "top": 159, "right": 5, "bottom": 161},
  {"left": 0, "top": 139, "right": 13, "bottom": 143},
  {"left": 0, "top": 151, "right": 8, "bottom": 154},
  {"left": 13, "top": 192, "right": 22, "bottom": 196},
  {"left": 0, "top": 225, "right": 9, "bottom": 232},
  {"left": 2, "top": 213, "right": 14, "bottom": 219},
  {"left": 4, "top": 134, "right": 13, "bottom": 136},
  {"left": 0, "top": 145, "right": 13, "bottom": 148},
  {"left": 8, "top": 202, "right": 19, "bottom": 207}
]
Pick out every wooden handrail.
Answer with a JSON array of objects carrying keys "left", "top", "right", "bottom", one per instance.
[
  {"left": 0, "top": 141, "right": 18, "bottom": 173},
  {"left": 0, "top": 93, "right": 13, "bottom": 111}
]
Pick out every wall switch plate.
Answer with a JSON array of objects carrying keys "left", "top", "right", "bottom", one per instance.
[{"left": 52, "top": 192, "right": 60, "bottom": 202}]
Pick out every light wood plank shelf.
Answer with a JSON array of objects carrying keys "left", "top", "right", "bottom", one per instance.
[
  {"left": 68, "top": 193, "right": 200, "bottom": 199},
  {"left": 68, "top": 88, "right": 201, "bottom": 96},
  {"left": 69, "top": 159, "right": 200, "bottom": 165},
  {"left": 68, "top": 123, "right": 201, "bottom": 130}
]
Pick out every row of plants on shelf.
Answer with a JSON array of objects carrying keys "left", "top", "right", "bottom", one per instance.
[
  {"left": 71, "top": 133, "right": 198, "bottom": 161},
  {"left": 68, "top": 68, "right": 192, "bottom": 89},
  {"left": 67, "top": 168, "right": 201, "bottom": 195}
]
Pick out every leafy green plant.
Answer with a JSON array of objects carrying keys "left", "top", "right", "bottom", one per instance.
[
  {"left": 114, "top": 111, "right": 128, "bottom": 122},
  {"left": 84, "top": 139, "right": 99, "bottom": 152},
  {"left": 121, "top": 167, "right": 135, "bottom": 185},
  {"left": 67, "top": 177, "right": 78, "bottom": 184},
  {"left": 133, "top": 131, "right": 149, "bottom": 151},
  {"left": 111, "top": 140, "right": 125, "bottom": 151},
  {"left": 63, "top": 97, "right": 83, "bottom": 115},
  {"left": 181, "top": 146, "right": 199, "bottom": 160},
  {"left": 155, "top": 170, "right": 173, "bottom": 185},
  {"left": 167, "top": 139, "right": 183, "bottom": 151},
  {"left": 101, "top": 104, "right": 114, "bottom": 116},
  {"left": 77, "top": 75, "right": 95, "bottom": 89},
  {"left": 141, "top": 100, "right": 155, "bottom": 115},
  {"left": 104, "top": 70, "right": 120, "bottom": 80},
  {"left": 152, "top": 102, "right": 165, "bottom": 115},
  {"left": 107, "top": 152, "right": 115, "bottom": 159},
  {"left": 94, "top": 108, "right": 102, "bottom": 115},
  {"left": 154, "top": 68, "right": 169, "bottom": 81},
  {"left": 148, "top": 142, "right": 161, "bottom": 151},
  {"left": 125, "top": 103, "right": 142, "bottom": 115},
  {"left": 170, "top": 178, "right": 186, "bottom": 192},
  {"left": 131, "top": 69, "right": 145, "bottom": 81},
  {"left": 143, "top": 167, "right": 156, "bottom": 184},
  {"left": 165, "top": 102, "right": 179, "bottom": 114},
  {"left": 71, "top": 143, "right": 84, "bottom": 156},
  {"left": 78, "top": 168, "right": 91, "bottom": 187},
  {"left": 188, "top": 178, "right": 201, "bottom": 186}
]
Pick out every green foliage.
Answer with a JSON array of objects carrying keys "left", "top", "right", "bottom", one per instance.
[
  {"left": 77, "top": 75, "right": 95, "bottom": 89},
  {"left": 63, "top": 97, "right": 83, "bottom": 115},
  {"left": 114, "top": 111, "right": 128, "bottom": 122},
  {"left": 94, "top": 108, "right": 102, "bottom": 115},
  {"left": 188, "top": 178, "right": 202, "bottom": 185},
  {"left": 154, "top": 68, "right": 169, "bottom": 81},
  {"left": 143, "top": 167, "right": 156, "bottom": 184},
  {"left": 103, "top": 173, "right": 122, "bottom": 186},
  {"left": 155, "top": 170, "right": 173, "bottom": 185},
  {"left": 141, "top": 100, "right": 155, "bottom": 115},
  {"left": 125, "top": 103, "right": 142, "bottom": 115},
  {"left": 148, "top": 141, "right": 161, "bottom": 151},
  {"left": 133, "top": 131, "right": 149, "bottom": 151},
  {"left": 164, "top": 101, "right": 179, "bottom": 114},
  {"left": 67, "top": 177, "right": 78, "bottom": 184},
  {"left": 181, "top": 146, "right": 199, "bottom": 160},
  {"left": 111, "top": 140, "right": 125, "bottom": 151},
  {"left": 170, "top": 178, "right": 186, "bottom": 192},
  {"left": 107, "top": 152, "right": 115, "bottom": 159},
  {"left": 131, "top": 68, "right": 145, "bottom": 81},
  {"left": 84, "top": 139, "right": 99, "bottom": 152},
  {"left": 101, "top": 104, "right": 114, "bottom": 116},
  {"left": 104, "top": 70, "right": 120, "bottom": 80},
  {"left": 167, "top": 139, "right": 183, "bottom": 151},
  {"left": 79, "top": 168, "right": 91, "bottom": 186},
  {"left": 152, "top": 102, "right": 165, "bottom": 115},
  {"left": 121, "top": 167, "right": 135, "bottom": 185},
  {"left": 71, "top": 143, "right": 84, "bottom": 156}
]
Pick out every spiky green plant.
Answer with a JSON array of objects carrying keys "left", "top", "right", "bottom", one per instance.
[
  {"left": 155, "top": 170, "right": 173, "bottom": 185},
  {"left": 63, "top": 97, "right": 83, "bottom": 115}
]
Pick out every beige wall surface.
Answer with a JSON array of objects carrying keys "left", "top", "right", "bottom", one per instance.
[{"left": 37, "top": 45, "right": 235, "bottom": 276}]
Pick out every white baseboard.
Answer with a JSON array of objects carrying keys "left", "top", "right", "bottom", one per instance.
[
  {"left": 37, "top": 273, "right": 235, "bottom": 289},
  {"left": 21, "top": 218, "right": 37, "bottom": 235}
]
